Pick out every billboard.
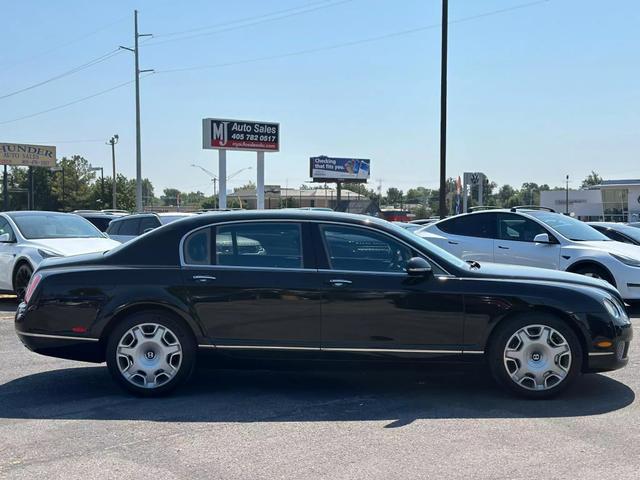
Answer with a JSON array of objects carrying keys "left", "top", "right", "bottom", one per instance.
[
  {"left": 0, "top": 143, "right": 56, "bottom": 167},
  {"left": 202, "top": 118, "right": 279, "bottom": 152},
  {"left": 310, "top": 156, "right": 370, "bottom": 182}
]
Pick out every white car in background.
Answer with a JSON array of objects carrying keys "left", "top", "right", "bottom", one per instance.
[
  {"left": 0, "top": 211, "right": 120, "bottom": 298},
  {"left": 418, "top": 207, "right": 640, "bottom": 301}
]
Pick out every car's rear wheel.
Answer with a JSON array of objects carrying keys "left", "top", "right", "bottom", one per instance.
[
  {"left": 106, "top": 311, "right": 196, "bottom": 396},
  {"left": 488, "top": 314, "right": 582, "bottom": 399},
  {"left": 13, "top": 263, "right": 33, "bottom": 300}
]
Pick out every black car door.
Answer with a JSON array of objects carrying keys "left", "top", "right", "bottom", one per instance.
[
  {"left": 314, "top": 223, "right": 465, "bottom": 358},
  {"left": 181, "top": 221, "right": 322, "bottom": 353}
]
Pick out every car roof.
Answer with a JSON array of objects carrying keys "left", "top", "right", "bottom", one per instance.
[{"left": 4, "top": 210, "right": 77, "bottom": 217}]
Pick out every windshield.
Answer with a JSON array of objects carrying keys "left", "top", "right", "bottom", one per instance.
[
  {"left": 10, "top": 213, "right": 103, "bottom": 239},
  {"left": 386, "top": 221, "right": 468, "bottom": 270},
  {"left": 527, "top": 211, "right": 610, "bottom": 241},
  {"left": 615, "top": 225, "right": 640, "bottom": 242}
]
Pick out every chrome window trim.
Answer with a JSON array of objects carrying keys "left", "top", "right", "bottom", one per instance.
[
  {"left": 179, "top": 218, "right": 451, "bottom": 275},
  {"left": 17, "top": 332, "right": 100, "bottom": 342}
]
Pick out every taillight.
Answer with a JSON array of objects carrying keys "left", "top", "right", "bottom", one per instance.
[{"left": 24, "top": 273, "right": 42, "bottom": 304}]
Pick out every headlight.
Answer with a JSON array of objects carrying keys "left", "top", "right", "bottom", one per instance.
[
  {"left": 610, "top": 252, "right": 640, "bottom": 267},
  {"left": 37, "top": 249, "right": 62, "bottom": 259},
  {"left": 603, "top": 297, "right": 630, "bottom": 324}
]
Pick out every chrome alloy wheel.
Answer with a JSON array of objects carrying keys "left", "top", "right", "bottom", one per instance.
[
  {"left": 503, "top": 324, "right": 572, "bottom": 391},
  {"left": 116, "top": 323, "right": 183, "bottom": 389}
]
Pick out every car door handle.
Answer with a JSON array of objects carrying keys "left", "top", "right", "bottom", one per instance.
[
  {"left": 192, "top": 275, "right": 216, "bottom": 283},
  {"left": 328, "top": 279, "right": 352, "bottom": 287},
  {"left": 448, "top": 240, "right": 459, "bottom": 245},
  {"left": 497, "top": 245, "right": 510, "bottom": 250}
]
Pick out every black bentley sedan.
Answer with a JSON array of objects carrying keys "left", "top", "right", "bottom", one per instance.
[{"left": 15, "top": 210, "right": 631, "bottom": 398}]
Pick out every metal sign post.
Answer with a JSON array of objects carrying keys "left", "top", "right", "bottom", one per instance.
[{"left": 203, "top": 118, "right": 279, "bottom": 210}]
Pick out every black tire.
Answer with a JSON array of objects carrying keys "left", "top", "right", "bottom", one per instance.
[
  {"left": 106, "top": 311, "right": 197, "bottom": 397},
  {"left": 13, "top": 263, "right": 33, "bottom": 301},
  {"left": 572, "top": 264, "right": 615, "bottom": 287},
  {"left": 487, "top": 313, "right": 583, "bottom": 399}
]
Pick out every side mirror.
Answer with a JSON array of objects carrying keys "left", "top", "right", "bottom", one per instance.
[
  {"left": 0, "top": 233, "right": 12, "bottom": 243},
  {"left": 143, "top": 227, "right": 156, "bottom": 234},
  {"left": 406, "top": 257, "right": 432, "bottom": 276},
  {"left": 534, "top": 233, "right": 551, "bottom": 244}
]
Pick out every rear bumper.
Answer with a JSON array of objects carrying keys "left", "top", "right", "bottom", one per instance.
[{"left": 15, "top": 302, "right": 103, "bottom": 363}]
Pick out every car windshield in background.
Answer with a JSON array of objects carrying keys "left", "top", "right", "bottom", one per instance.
[
  {"left": 386, "top": 221, "right": 468, "bottom": 270},
  {"left": 159, "top": 215, "right": 192, "bottom": 225},
  {"left": 10, "top": 213, "right": 103, "bottom": 239},
  {"left": 614, "top": 225, "right": 640, "bottom": 242},
  {"left": 528, "top": 211, "right": 610, "bottom": 241}
]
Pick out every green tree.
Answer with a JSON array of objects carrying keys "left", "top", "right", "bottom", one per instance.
[{"left": 581, "top": 171, "right": 602, "bottom": 188}]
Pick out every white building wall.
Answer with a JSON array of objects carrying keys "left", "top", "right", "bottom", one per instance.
[
  {"left": 628, "top": 187, "right": 640, "bottom": 222},
  {"left": 539, "top": 190, "right": 604, "bottom": 220}
]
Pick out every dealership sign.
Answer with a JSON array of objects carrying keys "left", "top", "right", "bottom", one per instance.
[
  {"left": 0, "top": 143, "right": 56, "bottom": 167},
  {"left": 310, "top": 156, "right": 370, "bottom": 182},
  {"left": 202, "top": 118, "right": 279, "bottom": 152}
]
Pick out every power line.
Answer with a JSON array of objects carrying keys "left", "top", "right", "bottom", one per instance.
[
  {"left": 0, "top": 49, "right": 123, "bottom": 101},
  {"left": 143, "top": 0, "right": 355, "bottom": 47},
  {"left": 153, "top": 0, "right": 335, "bottom": 38},
  {"left": 155, "top": 0, "right": 551, "bottom": 74},
  {"left": 5, "top": 15, "right": 129, "bottom": 68},
  {"left": 0, "top": 76, "right": 150, "bottom": 125}
]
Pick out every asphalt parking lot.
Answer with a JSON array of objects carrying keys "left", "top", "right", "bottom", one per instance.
[{"left": 0, "top": 298, "right": 638, "bottom": 480}]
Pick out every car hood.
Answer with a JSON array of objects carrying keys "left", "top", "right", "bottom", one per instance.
[
  {"left": 569, "top": 240, "right": 640, "bottom": 258},
  {"left": 471, "top": 262, "right": 618, "bottom": 296},
  {"left": 27, "top": 238, "right": 120, "bottom": 256}
]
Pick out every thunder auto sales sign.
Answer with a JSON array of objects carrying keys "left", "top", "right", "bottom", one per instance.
[{"left": 202, "top": 118, "right": 279, "bottom": 152}]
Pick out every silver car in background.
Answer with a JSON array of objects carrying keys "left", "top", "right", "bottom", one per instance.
[{"left": 0, "top": 211, "right": 120, "bottom": 298}]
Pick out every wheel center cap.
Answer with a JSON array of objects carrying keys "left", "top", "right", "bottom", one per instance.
[
  {"left": 531, "top": 352, "right": 542, "bottom": 362},
  {"left": 145, "top": 350, "right": 156, "bottom": 360}
]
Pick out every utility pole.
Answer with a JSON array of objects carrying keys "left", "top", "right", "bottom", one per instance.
[
  {"left": 120, "top": 10, "right": 152, "bottom": 212},
  {"left": 438, "top": 0, "right": 449, "bottom": 219},
  {"left": 565, "top": 174, "right": 569, "bottom": 215},
  {"left": 2, "top": 165, "right": 8, "bottom": 211},
  {"left": 107, "top": 135, "right": 119, "bottom": 209}
]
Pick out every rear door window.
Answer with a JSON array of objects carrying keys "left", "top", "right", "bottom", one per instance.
[
  {"left": 119, "top": 218, "right": 141, "bottom": 236},
  {"left": 139, "top": 216, "right": 160, "bottom": 234},
  {"left": 215, "top": 223, "right": 302, "bottom": 269},
  {"left": 437, "top": 213, "right": 498, "bottom": 239}
]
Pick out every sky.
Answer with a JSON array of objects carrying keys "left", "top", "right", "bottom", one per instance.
[{"left": 1, "top": 0, "right": 638, "bottom": 196}]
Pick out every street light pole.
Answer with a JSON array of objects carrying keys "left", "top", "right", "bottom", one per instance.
[
  {"left": 107, "top": 135, "right": 119, "bottom": 209},
  {"left": 438, "top": 0, "right": 449, "bottom": 219}
]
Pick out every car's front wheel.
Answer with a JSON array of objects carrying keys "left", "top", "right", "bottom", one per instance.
[
  {"left": 106, "top": 311, "right": 196, "bottom": 396},
  {"left": 488, "top": 314, "right": 582, "bottom": 399}
]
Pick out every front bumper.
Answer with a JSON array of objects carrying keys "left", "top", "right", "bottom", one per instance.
[{"left": 585, "top": 322, "right": 632, "bottom": 373}]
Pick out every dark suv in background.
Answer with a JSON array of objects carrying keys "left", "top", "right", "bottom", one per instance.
[{"left": 106, "top": 212, "right": 194, "bottom": 243}]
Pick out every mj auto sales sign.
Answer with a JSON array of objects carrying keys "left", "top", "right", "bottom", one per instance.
[
  {"left": 0, "top": 143, "right": 56, "bottom": 167},
  {"left": 202, "top": 118, "right": 279, "bottom": 152}
]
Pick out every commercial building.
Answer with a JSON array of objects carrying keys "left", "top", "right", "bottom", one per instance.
[{"left": 540, "top": 179, "right": 640, "bottom": 222}]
